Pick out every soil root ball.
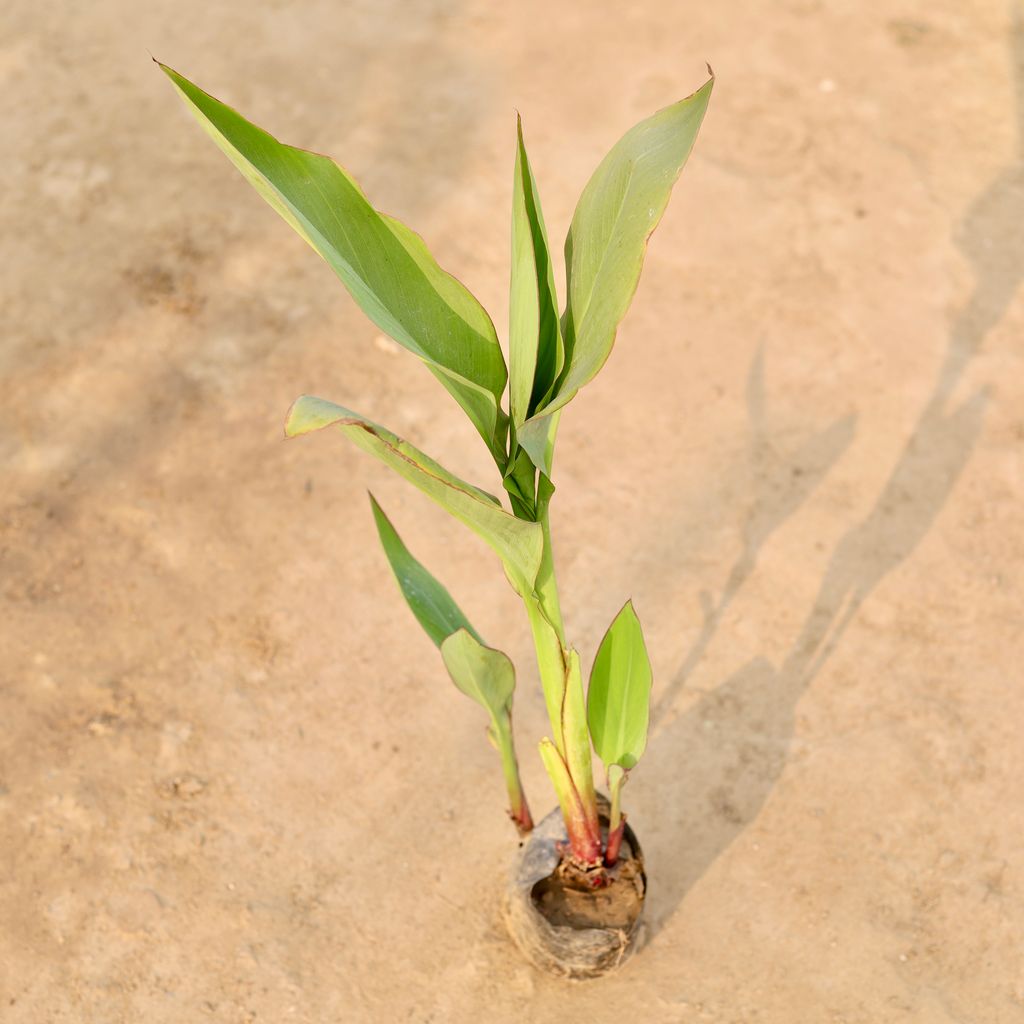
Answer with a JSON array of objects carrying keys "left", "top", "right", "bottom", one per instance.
[{"left": 503, "top": 802, "right": 646, "bottom": 980}]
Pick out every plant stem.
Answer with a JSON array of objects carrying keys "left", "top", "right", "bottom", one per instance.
[
  {"left": 561, "top": 649, "right": 601, "bottom": 845},
  {"left": 538, "top": 739, "right": 602, "bottom": 864},
  {"left": 535, "top": 498, "right": 565, "bottom": 643},
  {"left": 524, "top": 595, "right": 568, "bottom": 752},
  {"left": 492, "top": 712, "right": 533, "bottom": 834},
  {"left": 524, "top": 490, "right": 602, "bottom": 865},
  {"left": 605, "top": 764, "right": 626, "bottom": 867}
]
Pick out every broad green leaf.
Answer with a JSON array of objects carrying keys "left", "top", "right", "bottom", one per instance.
[
  {"left": 369, "top": 494, "right": 482, "bottom": 648},
  {"left": 587, "top": 600, "right": 653, "bottom": 771},
  {"left": 509, "top": 116, "right": 563, "bottom": 431},
  {"left": 440, "top": 629, "right": 516, "bottom": 719},
  {"left": 286, "top": 395, "right": 543, "bottom": 592},
  {"left": 526, "top": 74, "right": 713, "bottom": 439},
  {"left": 161, "top": 64, "right": 509, "bottom": 463},
  {"left": 366, "top": 507, "right": 531, "bottom": 831}
]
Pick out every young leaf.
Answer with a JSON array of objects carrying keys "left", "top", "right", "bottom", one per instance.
[
  {"left": 523, "top": 74, "right": 713, "bottom": 441},
  {"left": 587, "top": 600, "right": 653, "bottom": 771},
  {"left": 369, "top": 494, "right": 482, "bottom": 648},
  {"left": 509, "top": 116, "right": 563, "bottom": 431},
  {"left": 160, "top": 63, "right": 509, "bottom": 464},
  {"left": 286, "top": 395, "right": 543, "bottom": 593},
  {"left": 440, "top": 629, "right": 516, "bottom": 719}
]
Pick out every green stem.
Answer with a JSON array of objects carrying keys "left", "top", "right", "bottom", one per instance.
[
  {"left": 535, "top": 498, "right": 565, "bottom": 643},
  {"left": 608, "top": 764, "right": 625, "bottom": 832},
  {"left": 561, "top": 649, "right": 601, "bottom": 843},
  {"left": 539, "top": 739, "right": 601, "bottom": 865},
  {"left": 605, "top": 764, "right": 627, "bottom": 867},
  {"left": 522, "top": 483, "right": 601, "bottom": 862},
  {"left": 524, "top": 595, "right": 568, "bottom": 751},
  {"left": 492, "top": 712, "right": 533, "bottom": 835}
]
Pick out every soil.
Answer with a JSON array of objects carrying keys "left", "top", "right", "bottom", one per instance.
[
  {"left": 531, "top": 846, "right": 645, "bottom": 931},
  {"left": 4, "top": 1, "right": 1024, "bottom": 1021}
]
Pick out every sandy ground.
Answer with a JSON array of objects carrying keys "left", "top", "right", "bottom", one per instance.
[{"left": 3, "top": 1, "right": 1023, "bottom": 1020}]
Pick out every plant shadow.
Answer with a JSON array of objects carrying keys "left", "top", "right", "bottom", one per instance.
[{"left": 641, "top": 3, "right": 1024, "bottom": 939}]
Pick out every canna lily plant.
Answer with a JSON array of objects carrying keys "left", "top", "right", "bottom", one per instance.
[{"left": 162, "top": 62, "right": 711, "bottom": 883}]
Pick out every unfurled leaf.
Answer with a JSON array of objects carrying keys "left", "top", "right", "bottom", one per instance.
[
  {"left": 509, "top": 116, "right": 563, "bottom": 431},
  {"left": 369, "top": 494, "right": 481, "bottom": 647},
  {"left": 161, "top": 64, "right": 509, "bottom": 463},
  {"left": 368, "top": 501, "right": 532, "bottom": 832},
  {"left": 440, "top": 629, "right": 516, "bottom": 718},
  {"left": 524, "top": 74, "right": 713, "bottom": 443},
  {"left": 587, "top": 600, "right": 653, "bottom": 771},
  {"left": 286, "top": 395, "right": 543, "bottom": 593}
]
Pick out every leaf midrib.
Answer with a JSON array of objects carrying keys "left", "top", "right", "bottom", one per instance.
[{"left": 568, "top": 154, "right": 638, "bottom": 345}]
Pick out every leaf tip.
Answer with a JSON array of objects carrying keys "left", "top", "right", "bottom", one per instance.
[
  {"left": 282, "top": 395, "right": 307, "bottom": 439},
  {"left": 616, "top": 597, "right": 641, "bottom": 625},
  {"left": 155, "top": 58, "right": 182, "bottom": 85},
  {"left": 284, "top": 394, "right": 351, "bottom": 439}
]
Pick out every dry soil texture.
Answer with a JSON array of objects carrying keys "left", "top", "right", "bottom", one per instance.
[{"left": 3, "top": 1, "right": 1023, "bottom": 1021}]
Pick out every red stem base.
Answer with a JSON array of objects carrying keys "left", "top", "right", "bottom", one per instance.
[{"left": 604, "top": 815, "right": 626, "bottom": 868}]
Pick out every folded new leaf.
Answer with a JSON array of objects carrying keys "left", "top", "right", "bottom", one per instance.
[
  {"left": 161, "top": 63, "right": 509, "bottom": 465},
  {"left": 286, "top": 395, "right": 543, "bottom": 594},
  {"left": 508, "top": 116, "right": 564, "bottom": 435}
]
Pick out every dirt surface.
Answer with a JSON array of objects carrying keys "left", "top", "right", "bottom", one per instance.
[
  {"left": 532, "top": 850, "right": 645, "bottom": 932},
  {"left": 3, "top": 1, "right": 1023, "bottom": 1020}
]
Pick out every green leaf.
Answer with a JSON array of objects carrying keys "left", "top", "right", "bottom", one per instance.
[
  {"left": 440, "top": 629, "right": 516, "bottom": 719},
  {"left": 286, "top": 395, "right": 543, "bottom": 593},
  {"left": 369, "top": 494, "right": 482, "bottom": 648},
  {"left": 516, "top": 408, "right": 561, "bottom": 479},
  {"left": 587, "top": 600, "right": 653, "bottom": 771},
  {"left": 509, "top": 116, "right": 563, "bottom": 432},
  {"left": 525, "top": 74, "right": 713, "bottom": 439},
  {"left": 365, "top": 507, "right": 532, "bottom": 831},
  {"left": 160, "top": 63, "right": 509, "bottom": 464}
]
